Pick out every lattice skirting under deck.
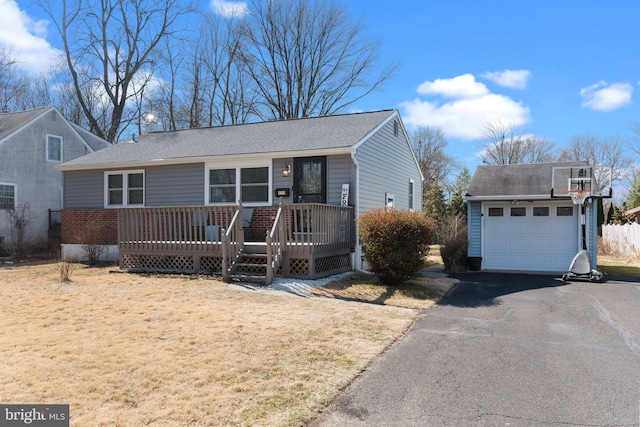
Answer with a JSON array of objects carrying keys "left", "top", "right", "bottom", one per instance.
[
  {"left": 120, "top": 253, "right": 223, "bottom": 274},
  {"left": 285, "top": 253, "right": 352, "bottom": 279}
]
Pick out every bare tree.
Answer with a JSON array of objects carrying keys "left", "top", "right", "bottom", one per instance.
[
  {"left": 411, "top": 126, "right": 456, "bottom": 189},
  {"left": 38, "top": 0, "right": 188, "bottom": 142},
  {"left": 480, "top": 121, "right": 557, "bottom": 164},
  {"left": 242, "top": 0, "right": 396, "bottom": 120},
  {"left": 558, "top": 134, "right": 632, "bottom": 183},
  {"left": 630, "top": 124, "right": 640, "bottom": 159}
]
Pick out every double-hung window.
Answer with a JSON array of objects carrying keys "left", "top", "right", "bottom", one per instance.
[
  {"left": 207, "top": 164, "right": 271, "bottom": 205},
  {"left": 46, "top": 134, "right": 63, "bottom": 162},
  {"left": 0, "top": 183, "right": 16, "bottom": 210},
  {"left": 105, "top": 170, "right": 145, "bottom": 207}
]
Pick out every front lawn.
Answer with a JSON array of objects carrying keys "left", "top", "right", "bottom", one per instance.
[{"left": 0, "top": 263, "right": 418, "bottom": 426}]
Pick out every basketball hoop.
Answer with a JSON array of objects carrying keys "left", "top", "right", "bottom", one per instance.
[{"left": 568, "top": 189, "right": 591, "bottom": 205}]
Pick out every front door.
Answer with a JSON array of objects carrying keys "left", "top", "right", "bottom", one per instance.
[{"left": 293, "top": 157, "right": 326, "bottom": 203}]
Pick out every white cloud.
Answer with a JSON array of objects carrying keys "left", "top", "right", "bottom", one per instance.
[
  {"left": 401, "top": 74, "right": 531, "bottom": 139},
  {"left": 580, "top": 81, "right": 633, "bottom": 111},
  {"left": 482, "top": 69, "right": 531, "bottom": 89},
  {"left": 417, "top": 73, "right": 488, "bottom": 99},
  {"left": 0, "top": 0, "right": 61, "bottom": 75},
  {"left": 210, "top": 0, "right": 249, "bottom": 17}
]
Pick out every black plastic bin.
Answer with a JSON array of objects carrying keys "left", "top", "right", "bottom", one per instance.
[{"left": 467, "top": 257, "right": 482, "bottom": 271}]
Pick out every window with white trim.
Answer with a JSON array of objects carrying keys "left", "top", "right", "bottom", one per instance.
[
  {"left": 0, "top": 183, "right": 16, "bottom": 210},
  {"left": 46, "top": 134, "right": 63, "bottom": 162},
  {"left": 207, "top": 165, "right": 271, "bottom": 205},
  {"left": 105, "top": 170, "right": 145, "bottom": 207},
  {"left": 209, "top": 169, "right": 236, "bottom": 203},
  {"left": 408, "top": 179, "right": 414, "bottom": 211}
]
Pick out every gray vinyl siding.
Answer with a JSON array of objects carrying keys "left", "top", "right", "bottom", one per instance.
[
  {"left": 588, "top": 202, "right": 597, "bottom": 265},
  {"left": 327, "top": 154, "right": 353, "bottom": 205},
  {"left": 355, "top": 117, "right": 422, "bottom": 214},
  {"left": 467, "top": 201, "right": 482, "bottom": 257},
  {"left": 272, "top": 157, "right": 293, "bottom": 204},
  {"left": 64, "top": 164, "right": 205, "bottom": 208},
  {"left": 145, "top": 164, "right": 204, "bottom": 206},
  {"left": 64, "top": 170, "right": 105, "bottom": 208}
]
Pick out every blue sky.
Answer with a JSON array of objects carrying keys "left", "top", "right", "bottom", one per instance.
[{"left": 2, "top": 0, "right": 640, "bottom": 174}]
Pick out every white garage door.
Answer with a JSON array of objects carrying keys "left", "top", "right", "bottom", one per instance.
[{"left": 483, "top": 202, "right": 580, "bottom": 272}]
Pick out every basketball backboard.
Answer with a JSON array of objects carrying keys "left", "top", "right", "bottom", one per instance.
[{"left": 551, "top": 165, "right": 612, "bottom": 199}]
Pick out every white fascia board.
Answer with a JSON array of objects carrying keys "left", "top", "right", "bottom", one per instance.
[{"left": 56, "top": 146, "right": 354, "bottom": 171}]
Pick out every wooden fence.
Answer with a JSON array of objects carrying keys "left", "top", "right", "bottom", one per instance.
[{"left": 602, "top": 223, "right": 640, "bottom": 254}]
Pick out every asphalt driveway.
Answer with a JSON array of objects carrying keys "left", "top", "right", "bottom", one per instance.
[{"left": 308, "top": 272, "right": 640, "bottom": 426}]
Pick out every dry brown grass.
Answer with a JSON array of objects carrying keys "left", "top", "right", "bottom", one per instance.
[
  {"left": 311, "top": 245, "right": 457, "bottom": 310},
  {"left": 0, "top": 263, "right": 418, "bottom": 426},
  {"left": 311, "top": 273, "right": 456, "bottom": 310}
]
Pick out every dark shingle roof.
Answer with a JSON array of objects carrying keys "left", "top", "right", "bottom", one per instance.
[
  {"left": 0, "top": 107, "right": 51, "bottom": 141},
  {"left": 59, "top": 110, "right": 396, "bottom": 170},
  {"left": 467, "top": 161, "right": 590, "bottom": 199}
]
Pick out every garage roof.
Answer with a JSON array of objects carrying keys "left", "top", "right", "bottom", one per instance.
[{"left": 466, "top": 161, "right": 589, "bottom": 200}]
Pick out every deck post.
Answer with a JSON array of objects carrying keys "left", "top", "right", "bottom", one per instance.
[{"left": 221, "top": 228, "right": 229, "bottom": 282}]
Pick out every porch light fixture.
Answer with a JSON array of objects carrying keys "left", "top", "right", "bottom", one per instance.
[{"left": 282, "top": 163, "right": 291, "bottom": 177}]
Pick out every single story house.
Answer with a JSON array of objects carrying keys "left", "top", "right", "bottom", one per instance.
[
  {"left": 57, "top": 109, "right": 423, "bottom": 283},
  {"left": 0, "top": 106, "right": 109, "bottom": 254},
  {"left": 465, "top": 161, "right": 609, "bottom": 273}
]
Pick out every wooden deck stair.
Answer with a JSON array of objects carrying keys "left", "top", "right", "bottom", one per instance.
[{"left": 229, "top": 243, "right": 269, "bottom": 284}]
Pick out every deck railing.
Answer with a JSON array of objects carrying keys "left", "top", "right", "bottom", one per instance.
[
  {"left": 118, "top": 206, "right": 236, "bottom": 254},
  {"left": 118, "top": 203, "right": 354, "bottom": 278},
  {"left": 283, "top": 203, "right": 353, "bottom": 254},
  {"left": 265, "top": 202, "right": 286, "bottom": 285},
  {"left": 221, "top": 207, "right": 245, "bottom": 281}
]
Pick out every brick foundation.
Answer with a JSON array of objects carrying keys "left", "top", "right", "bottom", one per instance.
[{"left": 61, "top": 209, "right": 118, "bottom": 245}]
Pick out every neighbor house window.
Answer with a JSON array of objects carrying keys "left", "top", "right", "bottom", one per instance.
[
  {"left": 207, "top": 164, "right": 271, "bottom": 205},
  {"left": 0, "top": 183, "right": 16, "bottom": 210},
  {"left": 105, "top": 170, "right": 145, "bottom": 207},
  {"left": 557, "top": 206, "right": 574, "bottom": 216},
  {"left": 533, "top": 207, "right": 549, "bottom": 216},
  {"left": 46, "top": 134, "right": 63, "bottom": 162}
]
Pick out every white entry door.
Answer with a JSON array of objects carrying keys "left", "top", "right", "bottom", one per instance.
[{"left": 483, "top": 202, "right": 579, "bottom": 272}]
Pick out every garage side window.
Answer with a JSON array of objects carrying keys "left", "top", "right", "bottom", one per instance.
[
  {"left": 533, "top": 207, "right": 549, "bottom": 216},
  {"left": 557, "top": 206, "right": 574, "bottom": 216},
  {"left": 488, "top": 207, "right": 503, "bottom": 216},
  {"left": 510, "top": 207, "right": 526, "bottom": 216}
]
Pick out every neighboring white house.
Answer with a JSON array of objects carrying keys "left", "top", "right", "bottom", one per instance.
[{"left": 0, "top": 106, "right": 109, "bottom": 254}]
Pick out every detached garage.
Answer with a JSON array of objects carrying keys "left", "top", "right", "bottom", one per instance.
[{"left": 465, "top": 162, "right": 599, "bottom": 273}]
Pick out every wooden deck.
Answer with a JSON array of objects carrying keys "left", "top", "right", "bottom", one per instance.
[{"left": 117, "top": 203, "right": 354, "bottom": 282}]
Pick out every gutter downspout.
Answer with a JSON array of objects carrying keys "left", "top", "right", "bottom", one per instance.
[{"left": 351, "top": 149, "right": 364, "bottom": 272}]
